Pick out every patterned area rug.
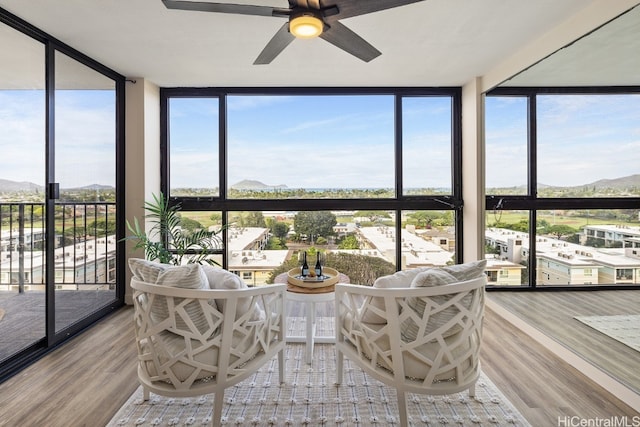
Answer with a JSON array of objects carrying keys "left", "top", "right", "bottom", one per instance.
[
  {"left": 574, "top": 314, "right": 640, "bottom": 352},
  {"left": 108, "top": 343, "right": 530, "bottom": 426}
]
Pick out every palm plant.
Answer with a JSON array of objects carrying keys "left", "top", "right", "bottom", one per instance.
[{"left": 124, "top": 192, "right": 224, "bottom": 265}]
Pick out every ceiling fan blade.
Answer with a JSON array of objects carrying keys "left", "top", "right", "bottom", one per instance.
[
  {"left": 330, "top": 0, "right": 426, "bottom": 20},
  {"left": 254, "top": 23, "right": 296, "bottom": 65},
  {"left": 162, "top": 0, "right": 287, "bottom": 17},
  {"left": 319, "top": 21, "right": 381, "bottom": 62}
]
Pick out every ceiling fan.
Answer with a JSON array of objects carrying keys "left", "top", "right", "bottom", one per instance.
[{"left": 161, "top": 0, "right": 426, "bottom": 64}]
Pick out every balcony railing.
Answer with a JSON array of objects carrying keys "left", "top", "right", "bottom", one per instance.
[{"left": 0, "top": 202, "right": 117, "bottom": 292}]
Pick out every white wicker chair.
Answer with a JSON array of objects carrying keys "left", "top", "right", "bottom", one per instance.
[
  {"left": 131, "top": 277, "right": 286, "bottom": 426},
  {"left": 335, "top": 275, "right": 486, "bottom": 427}
]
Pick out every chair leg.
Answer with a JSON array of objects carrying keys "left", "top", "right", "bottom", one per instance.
[
  {"left": 142, "top": 386, "right": 150, "bottom": 401},
  {"left": 278, "top": 348, "right": 285, "bottom": 384},
  {"left": 397, "top": 391, "right": 408, "bottom": 427},
  {"left": 335, "top": 349, "right": 343, "bottom": 384},
  {"left": 212, "top": 390, "right": 224, "bottom": 427},
  {"left": 468, "top": 383, "right": 476, "bottom": 398}
]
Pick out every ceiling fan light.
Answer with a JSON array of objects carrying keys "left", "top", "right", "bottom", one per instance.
[{"left": 290, "top": 14, "right": 323, "bottom": 39}]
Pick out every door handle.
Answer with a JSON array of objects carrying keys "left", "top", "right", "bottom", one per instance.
[{"left": 48, "top": 182, "right": 60, "bottom": 200}]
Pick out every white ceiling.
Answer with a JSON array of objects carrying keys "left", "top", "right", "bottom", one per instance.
[{"left": 0, "top": 0, "right": 638, "bottom": 88}]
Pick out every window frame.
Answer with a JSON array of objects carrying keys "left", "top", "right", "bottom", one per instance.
[
  {"left": 160, "top": 87, "right": 464, "bottom": 271},
  {"left": 486, "top": 86, "right": 640, "bottom": 290}
]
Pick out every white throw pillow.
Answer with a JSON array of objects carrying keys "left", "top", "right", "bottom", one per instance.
[
  {"left": 201, "top": 265, "right": 265, "bottom": 321},
  {"left": 401, "top": 269, "right": 460, "bottom": 341},
  {"left": 400, "top": 260, "right": 486, "bottom": 342},
  {"left": 128, "top": 258, "right": 168, "bottom": 283},
  {"left": 154, "top": 263, "right": 210, "bottom": 333},
  {"left": 441, "top": 259, "right": 487, "bottom": 281},
  {"left": 359, "top": 267, "right": 430, "bottom": 324}
]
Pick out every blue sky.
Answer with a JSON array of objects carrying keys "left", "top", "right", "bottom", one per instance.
[
  {"left": 2, "top": 90, "right": 638, "bottom": 190},
  {"left": 170, "top": 94, "right": 453, "bottom": 189},
  {"left": 486, "top": 94, "right": 640, "bottom": 188},
  {"left": 0, "top": 89, "right": 115, "bottom": 188}
]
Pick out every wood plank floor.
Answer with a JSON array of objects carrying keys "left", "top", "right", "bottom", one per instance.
[
  {"left": 0, "top": 295, "right": 638, "bottom": 427},
  {"left": 488, "top": 290, "right": 640, "bottom": 394}
]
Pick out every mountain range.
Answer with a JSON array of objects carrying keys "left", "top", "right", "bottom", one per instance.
[
  {"left": 1, "top": 175, "right": 639, "bottom": 193},
  {"left": 0, "top": 179, "right": 113, "bottom": 193},
  {"left": 230, "top": 179, "right": 288, "bottom": 190}
]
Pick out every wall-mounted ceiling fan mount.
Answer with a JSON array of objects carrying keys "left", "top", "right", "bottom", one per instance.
[{"left": 161, "top": 0, "right": 425, "bottom": 64}]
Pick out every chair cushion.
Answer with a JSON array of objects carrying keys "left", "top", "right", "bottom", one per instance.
[
  {"left": 140, "top": 328, "right": 263, "bottom": 383},
  {"left": 343, "top": 316, "right": 476, "bottom": 383},
  {"left": 201, "top": 265, "right": 265, "bottom": 321}
]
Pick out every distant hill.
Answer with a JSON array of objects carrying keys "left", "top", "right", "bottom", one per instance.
[
  {"left": 0, "top": 179, "right": 114, "bottom": 193},
  {"left": 0, "top": 179, "right": 44, "bottom": 193},
  {"left": 492, "top": 174, "right": 640, "bottom": 192},
  {"left": 587, "top": 174, "right": 640, "bottom": 190},
  {"left": 231, "top": 179, "right": 288, "bottom": 190},
  {"left": 69, "top": 184, "right": 114, "bottom": 191}
]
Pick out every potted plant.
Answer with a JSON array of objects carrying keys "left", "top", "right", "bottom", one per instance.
[{"left": 124, "top": 192, "right": 224, "bottom": 265}]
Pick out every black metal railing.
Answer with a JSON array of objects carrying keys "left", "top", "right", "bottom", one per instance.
[{"left": 0, "top": 202, "right": 117, "bottom": 292}]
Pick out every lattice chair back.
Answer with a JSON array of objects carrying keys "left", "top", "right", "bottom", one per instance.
[
  {"left": 335, "top": 268, "right": 486, "bottom": 427},
  {"left": 131, "top": 275, "right": 286, "bottom": 426}
]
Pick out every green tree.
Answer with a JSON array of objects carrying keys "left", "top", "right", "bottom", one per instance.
[
  {"left": 407, "top": 211, "right": 440, "bottom": 228},
  {"left": 544, "top": 224, "right": 577, "bottom": 240},
  {"left": 209, "top": 212, "right": 222, "bottom": 224},
  {"left": 338, "top": 234, "right": 360, "bottom": 249},
  {"left": 293, "top": 211, "right": 337, "bottom": 241},
  {"left": 271, "top": 221, "right": 290, "bottom": 240},
  {"left": 509, "top": 220, "right": 529, "bottom": 232},
  {"left": 266, "top": 236, "right": 287, "bottom": 249},
  {"left": 88, "top": 218, "right": 116, "bottom": 237},
  {"left": 268, "top": 252, "right": 395, "bottom": 286},
  {"left": 244, "top": 211, "right": 266, "bottom": 227},
  {"left": 180, "top": 216, "right": 203, "bottom": 232},
  {"left": 354, "top": 211, "right": 390, "bottom": 223},
  {"left": 230, "top": 211, "right": 266, "bottom": 228}
]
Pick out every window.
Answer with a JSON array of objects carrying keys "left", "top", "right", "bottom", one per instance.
[
  {"left": 169, "top": 98, "right": 219, "bottom": 197},
  {"left": 227, "top": 95, "right": 395, "bottom": 198},
  {"left": 485, "top": 88, "right": 640, "bottom": 288},
  {"left": 402, "top": 97, "right": 453, "bottom": 195},
  {"left": 161, "top": 89, "right": 462, "bottom": 278}
]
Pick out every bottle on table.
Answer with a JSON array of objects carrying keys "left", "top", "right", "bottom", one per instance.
[
  {"left": 301, "top": 251, "right": 309, "bottom": 277},
  {"left": 314, "top": 252, "right": 322, "bottom": 278}
]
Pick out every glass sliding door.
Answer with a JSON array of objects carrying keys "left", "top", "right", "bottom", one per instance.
[
  {"left": 0, "top": 10, "right": 123, "bottom": 379},
  {"left": 0, "top": 21, "right": 47, "bottom": 363},
  {"left": 52, "top": 51, "right": 117, "bottom": 333}
]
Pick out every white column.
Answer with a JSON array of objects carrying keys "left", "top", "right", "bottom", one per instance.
[
  {"left": 461, "top": 77, "right": 485, "bottom": 263},
  {"left": 124, "top": 78, "right": 160, "bottom": 304}
]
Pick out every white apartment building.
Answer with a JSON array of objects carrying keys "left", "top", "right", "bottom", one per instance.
[
  {"left": 0, "top": 235, "right": 117, "bottom": 292},
  {"left": 486, "top": 226, "right": 640, "bottom": 286},
  {"left": 582, "top": 224, "right": 640, "bottom": 247},
  {"left": 355, "top": 225, "right": 454, "bottom": 269}
]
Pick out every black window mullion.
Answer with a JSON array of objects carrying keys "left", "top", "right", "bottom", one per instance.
[
  {"left": 528, "top": 94, "right": 537, "bottom": 198},
  {"left": 395, "top": 95, "right": 403, "bottom": 269},
  {"left": 163, "top": 88, "right": 462, "bottom": 273},
  {"left": 219, "top": 94, "right": 228, "bottom": 270}
]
